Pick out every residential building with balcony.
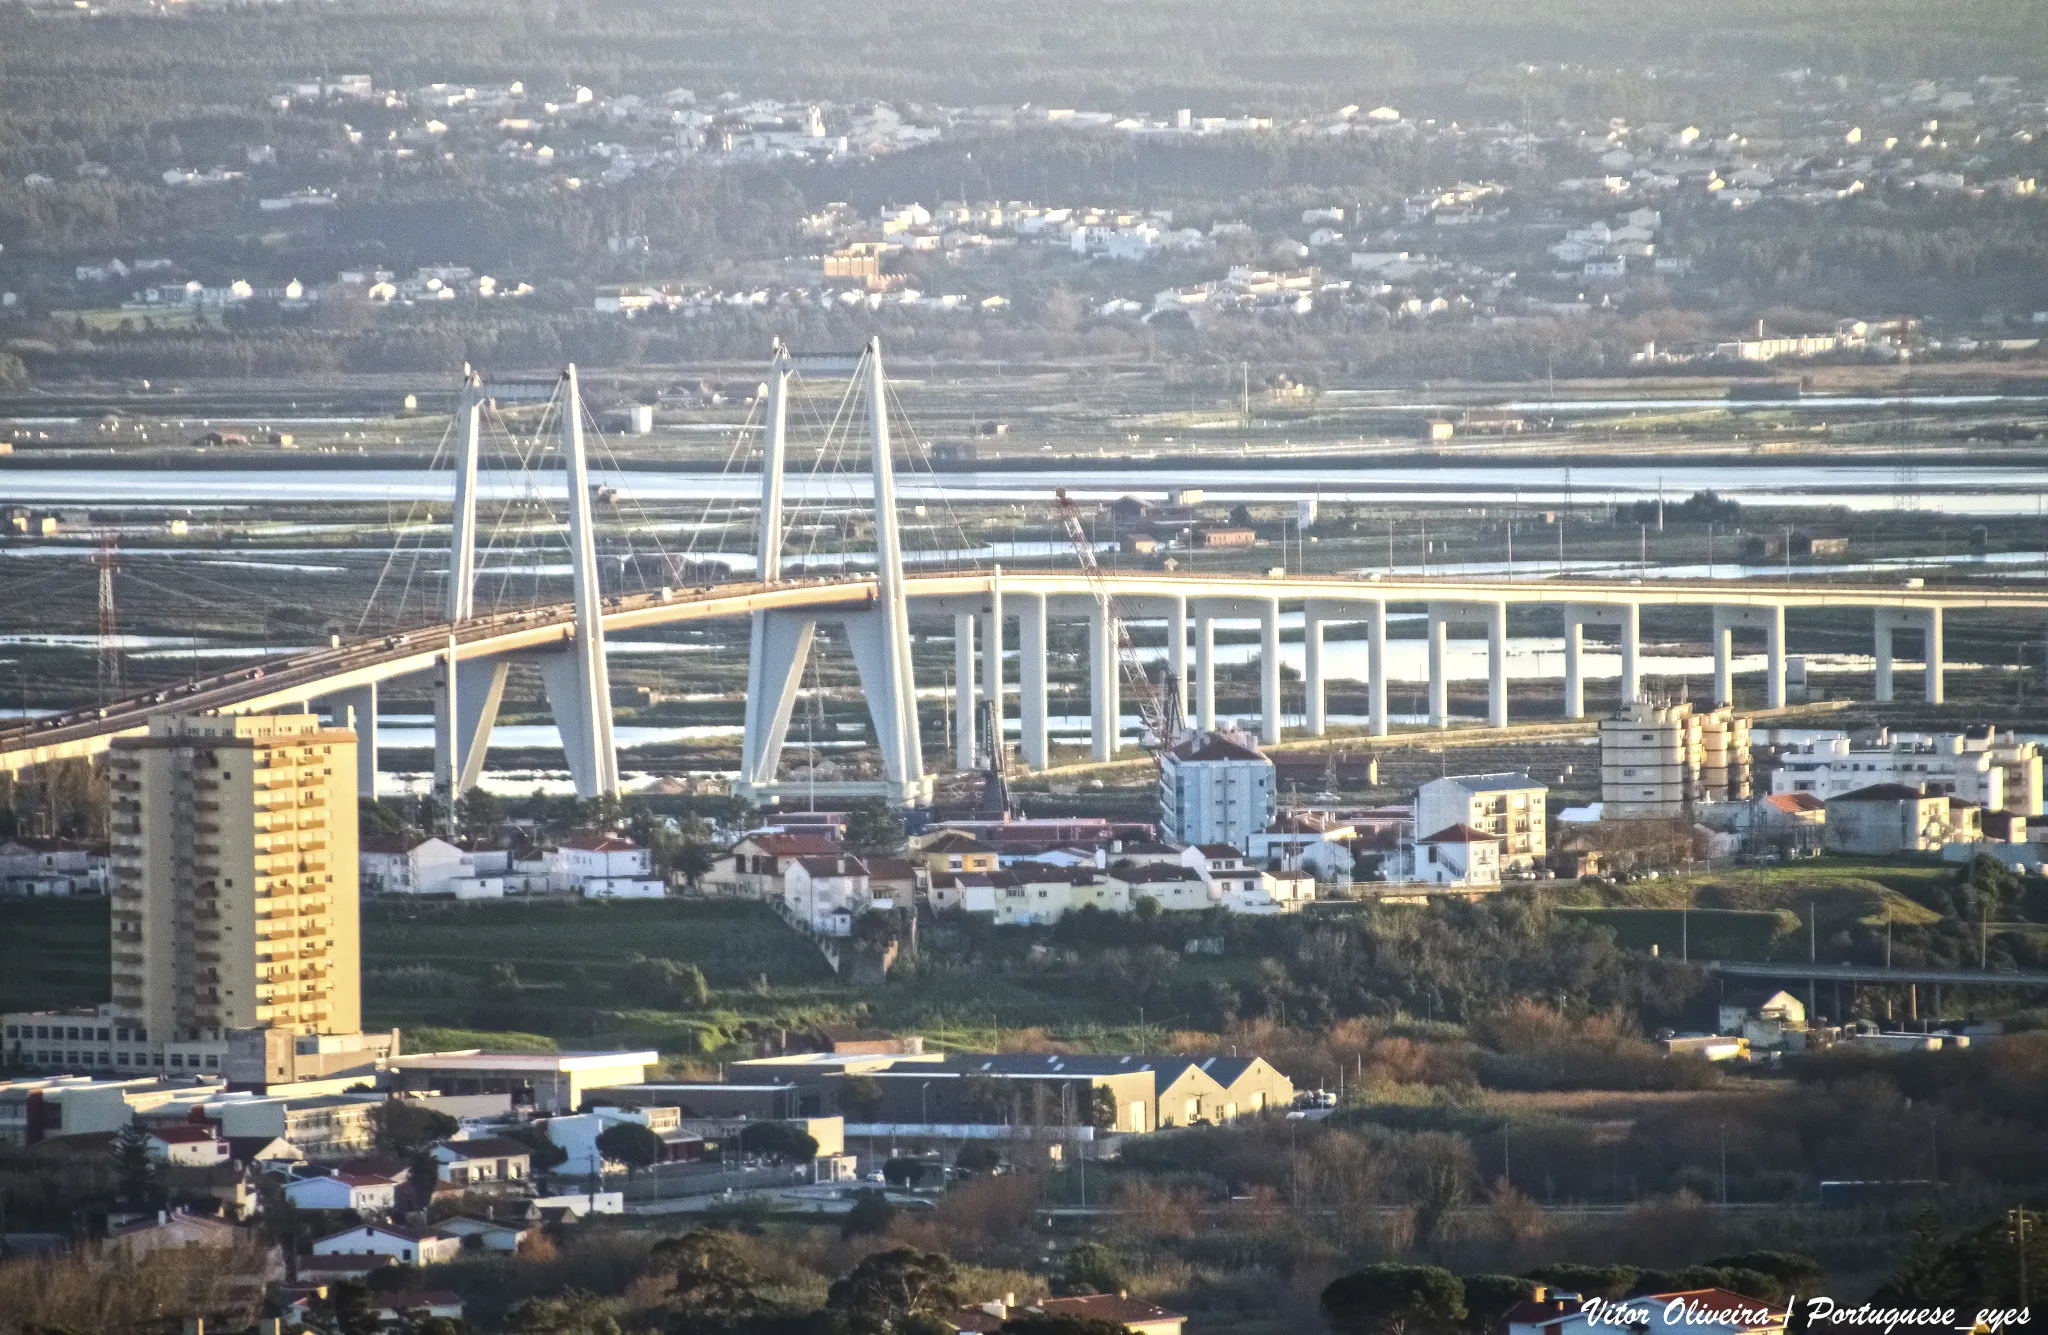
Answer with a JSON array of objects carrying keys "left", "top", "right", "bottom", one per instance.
[
  {"left": 106, "top": 713, "right": 361, "bottom": 1044},
  {"left": 1600, "top": 700, "right": 1752, "bottom": 820},
  {"left": 1415, "top": 772, "right": 1547, "bottom": 869}
]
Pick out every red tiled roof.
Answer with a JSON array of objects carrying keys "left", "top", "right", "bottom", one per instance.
[
  {"left": 560, "top": 835, "right": 640, "bottom": 852},
  {"left": 1764, "top": 792, "right": 1825, "bottom": 813},
  {"left": 149, "top": 1125, "right": 219, "bottom": 1143},
  {"left": 1418, "top": 823, "right": 1500, "bottom": 844}
]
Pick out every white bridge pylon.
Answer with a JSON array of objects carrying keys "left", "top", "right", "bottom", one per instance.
[
  {"left": 343, "top": 363, "right": 623, "bottom": 806},
  {"left": 378, "top": 339, "right": 937, "bottom": 808},
  {"left": 738, "top": 338, "right": 929, "bottom": 807}
]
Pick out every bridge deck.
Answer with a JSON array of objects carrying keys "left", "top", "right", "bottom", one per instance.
[{"left": 5, "top": 568, "right": 2044, "bottom": 771}]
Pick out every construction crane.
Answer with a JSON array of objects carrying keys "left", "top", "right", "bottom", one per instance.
[
  {"left": 974, "top": 696, "right": 1010, "bottom": 817},
  {"left": 1052, "top": 487, "right": 1183, "bottom": 751}
]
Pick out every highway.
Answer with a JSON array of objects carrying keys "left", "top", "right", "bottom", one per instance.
[{"left": 1702, "top": 959, "right": 2048, "bottom": 988}]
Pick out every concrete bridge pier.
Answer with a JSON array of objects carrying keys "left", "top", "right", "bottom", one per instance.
[
  {"left": 324, "top": 683, "right": 379, "bottom": 798},
  {"left": 1428, "top": 601, "right": 1510, "bottom": 729},
  {"left": 1712, "top": 604, "right": 1789, "bottom": 709},
  {"left": 1564, "top": 603, "right": 1639, "bottom": 715},
  {"left": 1427, "top": 607, "right": 1449, "bottom": 728},
  {"left": 1302, "top": 598, "right": 1388, "bottom": 739},
  {"left": 953, "top": 612, "right": 977, "bottom": 770},
  {"left": 1563, "top": 615, "right": 1584, "bottom": 718},
  {"left": 1087, "top": 599, "right": 1120, "bottom": 761},
  {"left": 1164, "top": 594, "right": 1188, "bottom": 727},
  {"left": 1260, "top": 598, "right": 1282, "bottom": 745},
  {"left": 1711, "top": 608, "right": 1736, "bottom": 706},
  {"left": 558, "top": 364, "right": 620, "bottom": 797},
  {"left": 1195, "top": 609, "right": 1217, "bottom": 732},
  {"left": 435, "top": 657, "right": 509, "bottom": 798},
  {"left": 1016, "top": 592, "right": 1048, "bottom": 770},
  {"left": 1366, "top": 600, "right": 1387, "bottom": 737},
  {"left": 1486, "top": 601, "right": 1508, "bottom": 729},
  {"left": 1303, "top": 605, "right": 1325, "bottom": 736},
  {"left": 982, "top": 567, "right": 1005, "bottom": 764},
  {"left": 1876, "top": 606, "right": 1948, "bottom": 704},
  {"left": 738, "top": 611, "right": 816, "bottom": 790}
]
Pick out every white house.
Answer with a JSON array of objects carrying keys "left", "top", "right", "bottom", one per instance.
[
  {"left": 1159, "top": 730, "right": 1276, "bottom": 850},
  {"left": 283, "top": 1170, "right": 401, "bottom": 1216},
  {"left": 1110, "top": 860, "right": 1217, "bottom": 912},
  {"left": 1247, "top": 814, "right": 1357, "bottom": 883},
  {"left": 709, "top": 832, "right": 842, "bottom": 898},
  {"left": 1410, "top": 824, "right": 1502, "bottom": 887},
  {"left": 542, "top": 1105, "right": 682, "bottom": 1177},
  {"left": 146, "top": 1124, "right": 231, "bottom": 1167},
  {"left": 359, "top": 837, "right": 505, "bottom": 898},
  {"left": 783, "top": 855, "right": 876, "bottom": 935},
  {"left": 1253, "top": 869, "right": 1318, "bottom": 911},
  {"left": 1190, "top": 845, "right": 1261, "bottom": 899},
  {"left": 311, "top": 1223, "right": 461, "bottom": 1267},
  {"left": 429, "top": 1135, "right": 532, "bottom": 1188},
  {"left": 558, "top": 836, "right": 665, "bottom": 898},
  {"left": 434, "top": 1215, "right": 534, "bottom": 1252}
]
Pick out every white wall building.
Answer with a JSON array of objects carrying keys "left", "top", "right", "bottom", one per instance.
[
  {"left": 359, "top": 837, "right": 506, "bottom": 898},
  {"left": 283, "top": 1170, "right": 401, "bottom": 1216},
  {"left": 1415, "top": 773, "right": 1547, "bottom": 869},
  {"left": 557, "top": 836, "right": 665, "bottom": 898},
  {"left": 1247, "top": 815, "right": 1357, "bottom": 883},
  {"left": 1772, "top": 729, "right": 2040, "bottom": 816},
  {"left": 1160, "top": 731, "right": 1276, "bottom": 850},
  {"left": 0, "top": 838, "right": 109, "bottom": 896},
  {"left": 783, "top": 855, "right": 878, "bottom": 935},
  {"left": 1408, "top": 825, "right": 1502, "bottom": 887},
  {"left": 311, "top": 1223, "right": 461, "bottom": 1267}
]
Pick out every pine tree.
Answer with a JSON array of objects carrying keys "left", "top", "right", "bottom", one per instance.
[{"left": 111, "top": 1122, "right": 157, "bottom": 1204}]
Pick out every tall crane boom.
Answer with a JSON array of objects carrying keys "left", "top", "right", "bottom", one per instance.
[{"left": 1052, "top": 487, "right": 1178, "bottom": 749}]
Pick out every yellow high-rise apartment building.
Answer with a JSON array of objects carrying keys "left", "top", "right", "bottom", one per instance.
[{"left": 107, "top": 713, "right": 360, "bottom": 1043}]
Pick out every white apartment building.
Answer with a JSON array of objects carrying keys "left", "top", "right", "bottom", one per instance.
[
  {"left": 1772, "top": 728, "right": 2042, "bottom": 815},
  {"left": 1600, "top": 700, "right": 1752, "bottom": 820},
  {"left": 1415, "top": 773, "right": 1547, "bottom": 868},
  {"left": 1159, "top": 730, "right": 1276, "bottom": 850}
]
